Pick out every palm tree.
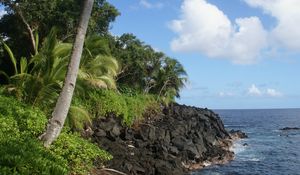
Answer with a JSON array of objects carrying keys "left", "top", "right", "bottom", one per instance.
[
  {"left": 40, "top": 0, "right": 95, "bottom": 147},
  {"left": 1, "top": 27, "right": 119, "bottom": 132},
  {"left": 27, "top": 29, "right": 71, "bottom": 107},
  {"left": 154, "top": 57, "right": 187, "bottom": 104}
]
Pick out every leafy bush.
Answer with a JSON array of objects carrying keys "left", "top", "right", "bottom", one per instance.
[
  {"left": 124, "top": 93, "right": 160, "bottom": 123},
  {"left": 0, "top": 133, "right": 68, "bottom": 175},
  {"left": 0, "top": 95, "right": 111, "bottom": 175},
  {"left": 51, "top": 133, "right": 112, "bottom": 174},
  {"left": 0, "top": 95, "right": 47, "bottom": 136},
  {"left": 86, "top": 89, "right": 160, "bottom": 125},
  {"left": 0, "top": 105, "right": 68, "bottom": 175}
]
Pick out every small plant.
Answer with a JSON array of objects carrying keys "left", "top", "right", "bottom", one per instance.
[{"left": 51, "top": 132, "right": 112, "bottom": 174}]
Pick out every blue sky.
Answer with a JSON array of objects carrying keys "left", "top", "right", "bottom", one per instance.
[
  {"left": 1, "top": 1, "right": 299, "bottom": 109},
  {"left": 106, "top": 0, "right": 300, "bottom": 109}
]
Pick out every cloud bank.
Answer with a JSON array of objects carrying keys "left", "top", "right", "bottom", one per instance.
[
  {"left": 170, "top": 0, "right": 300, "bottom": 64},
  {"left": 245, "top": 0, "right": 300, "bottom": 51}
]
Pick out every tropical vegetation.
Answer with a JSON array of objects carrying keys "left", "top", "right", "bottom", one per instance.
[{"left": 0, "top": 0, "right": 187, "bottom": 174}]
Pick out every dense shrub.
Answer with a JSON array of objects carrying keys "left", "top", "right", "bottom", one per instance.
[
  {"left": 87, "top": 89, "right": 161, "bottom": 125},
  {"left": 0, "top": 95, "right": 111, "bottom": 175},
  {"left": 88, "top": 89, "right": 128, "bottom": 121},
  {"left": 51, "top": 132, "right": 112, "bottom": 174},
  {"left": 0, "top": 96, "right": 47, "bottom": 137},
  {"left": 0, "top": 133, "right": 68, "bottom": 175}
]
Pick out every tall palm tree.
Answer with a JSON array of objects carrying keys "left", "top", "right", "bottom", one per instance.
[
  {"left": 40, "top": 0, "right": 95, "bottom": 147},
  {"left": 154, "top": 57, "right": 187, "bottom": 104}
]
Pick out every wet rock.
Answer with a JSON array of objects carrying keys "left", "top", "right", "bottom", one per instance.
[
  {"left": 280, "top": 127, "right": 300, "bottom": 130},
  {"left": 229, "top": 129, "right": 248, "bottom": 139}
]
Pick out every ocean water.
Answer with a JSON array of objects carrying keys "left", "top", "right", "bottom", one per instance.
[{"left": 193, "top": 108, "right": 300, "bottom": 175}]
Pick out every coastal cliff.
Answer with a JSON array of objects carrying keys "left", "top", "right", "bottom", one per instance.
[{"left": 92, "top": 103, "right": 242, "bottom": 175}]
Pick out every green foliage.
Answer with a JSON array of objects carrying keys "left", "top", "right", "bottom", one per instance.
[
  {"left": 0, "top": 95, "right": 112, "bottom": 175},
  {"left": 2, "top": 43, "right": 17, "bottom": 74},
  {"left": 111, "top": 33, "right": 187, "bottom": 102},
  {"left": 88, "top": 89, "right": 128, "bottom": 121},
  {"left": 66, "top": 105, "right": 92, "bottom": 132},
  {"left": 87, "top": 89, "right": 160, "bottom": 125},
  {"left": 0, "top": 95, "right": 68, "bottom": 174},
  {"left": 77, "top": 35, "right": 119, "bottom": 91},
  {"left": 0, "top": 95, "right": 47, "bottom": 136},
  {"left": 0, "top": 0, "right": 119, "bottom": 58},
  {"left": 124, "top": 94, "right": 160, "bottom": 122},
  {"left": 1, "top": 30, "right": 119, "bottom": 131},
  {"left": 51, "top": 132, "right": 112, "bottom": 175},
  {"left": 0, "top": 135, "right": 68, "bottom": 175}
]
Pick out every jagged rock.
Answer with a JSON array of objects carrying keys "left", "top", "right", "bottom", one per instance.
[
  {"left": 184, "top": 145, "right": 201, "bottom": 159},
  {"left": 111, "top": 125, "right": 121, "bottom": 137},
  {"left": 171, "top": 137, "right": 187, "bottom": 151},
  {"left": 92, "top": 103, "right": 237, "bottom": 175},
  {"left": 95, "top": 129, "right": 106, "bottom": 137},
  {"left": 168, "top": 146, "right": 179, "bottom": 155},
  {"left": 229, "top": 129, "right": 248, "bottom": 139}
]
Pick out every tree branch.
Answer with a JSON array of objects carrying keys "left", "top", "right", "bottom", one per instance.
[{"left": 14, "top": 5, "right": 37, "bottom": 55}]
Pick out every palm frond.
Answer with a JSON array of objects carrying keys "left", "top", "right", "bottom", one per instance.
[
  {"left": 20, "top": 57, "right": 28, "bottom": 74},
  {"left": 53, "top": 43, "right": 72, "bottom": 58},
  {"left": 67, "top": 105, "right": 92, "bottom": 131},
  {"left": 2, "top": 42, "right": 18, "bottom": 74}
]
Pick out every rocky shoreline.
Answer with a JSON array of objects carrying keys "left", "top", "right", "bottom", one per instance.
[{"left": 91, "top": 103, "right": 246, "bottom": 175}]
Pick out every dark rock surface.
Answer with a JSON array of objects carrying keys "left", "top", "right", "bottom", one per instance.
[
  {"left": 279, "top": 127, "right": 300, "bottom": 131},
  {"left": 229, "top": 129, "right": 248, "bottom": 139},
  {"left": 92, "top": 104, "right": 237, "bottom": 175}
]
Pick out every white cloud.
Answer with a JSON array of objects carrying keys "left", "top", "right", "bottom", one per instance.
[
  {"left": 244, "top": 0, "right": 300, "bottom": 51},
  {"left": 266, "top": 88, "right": 282, "bottom": 97},
  {"left": 139, "top": 0, "right": 163, "bottom": 9},
  {"left": 247, "top": 84, "right": 262, "bottom": 96},
  {"left": 170, "top": 0, "right": 300, "bottom": 64},
  {"left": 247, "top": 84, "right": 283, "bottom": 97},
  {"left": 169, "top": 0, "right": 267, "bottom": 64}
]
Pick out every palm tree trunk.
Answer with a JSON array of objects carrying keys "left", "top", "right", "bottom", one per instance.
[{"left": 40, "top": 0, "right": 94, "bottom": 147}]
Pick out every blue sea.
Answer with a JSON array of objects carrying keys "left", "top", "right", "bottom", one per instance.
[{"left": 193, "top": 109, "right": 300, "bottom": 175}]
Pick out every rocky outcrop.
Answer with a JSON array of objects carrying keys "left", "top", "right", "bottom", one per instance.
[
  {"left": 229, "top": 129, "right": 248, "bottom": 140},
  {"left": 92, "top": 103, "right": 244, "bottom": 175},
  {"left": 280, "top": 127, "right": 300, "bottom": 131}
]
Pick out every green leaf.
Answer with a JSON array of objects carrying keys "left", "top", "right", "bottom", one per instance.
[
  {"left": 20, "top": 57, "right": 28, "bottom": 74},
  {"left": 2, "top": 43, "right": 18, "bottom": 74},
  {"left": 34, "top": 31, "right": 39, "bottom": 55}
]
